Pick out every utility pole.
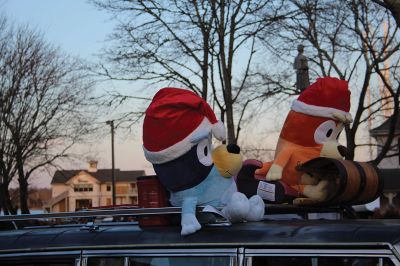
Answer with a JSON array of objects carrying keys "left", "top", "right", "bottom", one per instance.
[{"left": 106, "top": 120, "right": 116, "bottom": 205}]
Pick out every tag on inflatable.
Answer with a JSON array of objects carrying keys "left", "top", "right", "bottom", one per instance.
[{"left": 257, "top": 181, "right": 276, "bottom": 202}]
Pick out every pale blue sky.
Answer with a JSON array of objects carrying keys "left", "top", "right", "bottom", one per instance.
[
  {"left": 2, "top": 0, "right": 114, "bottom": 60},
  {"left": 2, "top": 0, "right": 155, "bottom": 187}
]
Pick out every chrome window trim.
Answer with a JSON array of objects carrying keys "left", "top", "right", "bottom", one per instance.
[
  {"left": 81, "top": 257, "right": 87, "bottom": 266},
  {"left": 238, "top": 247, "right": 245, "bottom": 266},
  {"left": 82, "top": 248, "right": 238, "bottom": 256},
  {"left": 244, "top": 256, "right": 400, "bottom": 266},
  {"left": 82, "top": 248, "right": 240, "bottom": 266},
  {"left": 244, "top": 248, "right": 400, "bottom": 266},
  {"left": 0, "top": 250, "right": 81, "bottom": 258},
  {"left": 245, "top": 248, "right": 393, "bottom": 256}
]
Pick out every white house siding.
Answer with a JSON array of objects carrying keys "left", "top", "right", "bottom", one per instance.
[
  {"left": 50, "top": 171, "right": 139, "bottom": 212},
  {"left": 52, "top": 184, "right": 67, "bottom": 198}
]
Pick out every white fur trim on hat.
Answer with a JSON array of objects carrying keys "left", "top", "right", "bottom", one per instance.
[
  {"left": 291, "top": 99, "right": 349, "bottom": 119},
  {"left": 143, "top": 118, "right": 213, "bottom": 164}
]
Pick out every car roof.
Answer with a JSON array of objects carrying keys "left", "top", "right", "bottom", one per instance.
[{"left": 1, "top": 219, "right": 400, "bottom": 253}]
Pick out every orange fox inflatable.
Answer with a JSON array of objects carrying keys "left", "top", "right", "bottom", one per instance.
[{"left": 255, "top": 77, "right": 352, "bottom": 201}]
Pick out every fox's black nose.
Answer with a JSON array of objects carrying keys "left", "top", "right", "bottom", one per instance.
[
  {"left": 338, "top": 145, "right": 347, "bottom": 157},
  {"left": 227, "top": 144, "right": 240, "bottom": 154}
]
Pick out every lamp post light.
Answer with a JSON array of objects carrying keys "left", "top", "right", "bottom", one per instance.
[{"left": 106, "top": 120, "right": 116, "bottom": 206}]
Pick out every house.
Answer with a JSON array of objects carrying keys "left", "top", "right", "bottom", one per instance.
[
  {"left": 370, "top": 114, "right": 400, "bottom": 210},
  {"left": 45, "top": 161, "right": 145, "bottom": 212}
]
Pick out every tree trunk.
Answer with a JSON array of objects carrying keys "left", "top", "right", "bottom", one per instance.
[
  {"left": 225, "top": 97, "right": 236, "bottom": 144},
  {"left": 18, "top": 177, "right": 29, "bottom": 214},
  {"left": 201, "top": 33, "right": 209, "bottom": 101},
  {"left": 16, "top": 148, "right": 30, "bottom": 214},
  {"left": 0, "top": 183, "right": 17, "bottom": 215},
  {"left": 344, "top": 125, "right": 355, "bottom": 161},
  {"left": 0, "top": 184, "right": 5, "bottom": 215},
  {"left": 215, "top": 0, "right": 236, "bottom": 144}
]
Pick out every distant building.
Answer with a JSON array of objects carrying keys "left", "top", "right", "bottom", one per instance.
[
  {"left": 370, "top": 115, "right": 400, "bottom": 210},
  {"left": 45, "top": 161, "right": 145, "bottom": 212},
  {"left": 9, "top": 188, "right": 52, "bottom": 210}
]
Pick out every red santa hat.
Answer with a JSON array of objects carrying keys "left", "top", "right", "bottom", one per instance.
[
  {"left": 291, "top": 77, "right": 351, "bottom": 119},
  {"left": 143, "top": 87, "right": 225, "bottom": 164}
]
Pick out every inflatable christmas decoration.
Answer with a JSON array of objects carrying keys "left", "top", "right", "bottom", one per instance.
[
  {"left": 237, "top": 77, "right": 355, "bottom": 203},
  {"left": 143, "top": 88, "right": 264, "bottom": 235}
]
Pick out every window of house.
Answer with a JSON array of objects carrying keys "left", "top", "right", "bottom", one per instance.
[
  {"left": 75, "top": 199, "right": 92, "bottom": 210},
  {"left": 130, "top": 196, "right": 138, "bottom": 205},
  {"left": 116, "top": 197, "right": 125, "bottom": 205},
  {"left": 116, "top": 185, "right": 128, "bottom": 194},
  {"left": 106, "top": 185, "right": 111, "bottom": 192},
  {"left": 74, "top": 184, "right": 93, "bottom": 192}
]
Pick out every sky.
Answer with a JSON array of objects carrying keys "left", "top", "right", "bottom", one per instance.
[
  {"left": 2, "top": 0, "right": 155, "bottom": 187},
  {"left": 2, "top": 0, "right": 112, "bottom": 60},
  {"left": 1, "top": 0, "right": 377, "bottom": 188}
]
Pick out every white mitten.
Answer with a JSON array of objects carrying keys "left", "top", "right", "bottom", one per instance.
[
  {"left": 300, "top": 173, "right": 319, "bottom": 185},
  {"left": 333, "top": 112, "right": 353, "bottom": 124},
  {"left": 303, "top": 180, "right": 329, "bottom": 201},
  {"left": 266, "top": 164, "right": 283, "bottom": 181}
]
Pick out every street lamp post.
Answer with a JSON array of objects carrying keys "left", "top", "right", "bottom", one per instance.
[{"left": 106, "top": 120, "right": 116, "bottom": 206}]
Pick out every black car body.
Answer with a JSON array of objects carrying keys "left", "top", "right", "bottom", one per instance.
[{"left": 0, "top": 208, "right": 399, "bottom": 266}]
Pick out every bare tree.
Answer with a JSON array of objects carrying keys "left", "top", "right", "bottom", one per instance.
[
  {"left": 0, "top": 20, "right": 95, "bottom": 214},
  {"left": 0, "top": 16, "right": 19, "bottom": 215},
  {"left": 261, "top": 0, "right": 400, "bottom": 165},
  {"left": 91, "top": 0, "right": 289, "bottom": 144},
  {"left": 347, "top": 0, "right": 400, "bottom": 165}
]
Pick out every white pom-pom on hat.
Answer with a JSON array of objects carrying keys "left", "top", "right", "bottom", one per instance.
[{"left": 211, "top": 120, "right": 226, "bottom": 141}]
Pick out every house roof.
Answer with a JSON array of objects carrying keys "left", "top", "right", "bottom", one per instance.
[
  {"left": 370, "top": 115, "right": 400, "bottom": 137},
  {"left": 51, "top": 169, "right": 145, "bottom": 184}
]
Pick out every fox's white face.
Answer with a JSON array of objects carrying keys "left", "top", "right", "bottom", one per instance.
[
  {"left": 320, "top": 140, "right": 346, "bottom": 159},
  {"left": 314, "top": 119, "right": 347, "bottom": 159}
]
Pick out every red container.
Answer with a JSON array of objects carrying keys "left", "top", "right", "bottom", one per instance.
[{"left": 137, "top": 175, "right": 170, "bottom": 226}]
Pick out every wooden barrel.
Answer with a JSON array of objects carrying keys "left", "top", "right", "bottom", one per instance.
[
  {"left": 351, "top": 162, "right": 383, "bottom": 205},
  {"left": 297, "top": 157, "right": 383, "bottom": 206}
]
